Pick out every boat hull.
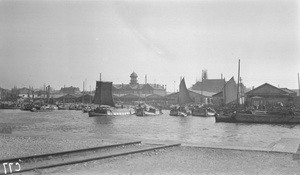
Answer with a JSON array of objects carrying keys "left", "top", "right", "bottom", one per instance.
[
  {"left": 192, "top": 111, "right": 215, "bottom": 117},
  {"left": 57, "top": 106, "right": 69, "bottom": 110},
  {"left": 30, "top": 109, "right": 54, "bottom": 112},
  {"left": 0, "top": 106, "right": 20, "bottom": 110},
  {"left": 136, "top": 109, "right": 162, "bottom": 116},
  {"left": 88, "top": 109, "right": 134, "bottom": 117},
  {"left": 169, "top": 110, "right": 188, "bottom": 117},
  {"left": 215, "top": 113, "right": 300, "bottom": 124}
]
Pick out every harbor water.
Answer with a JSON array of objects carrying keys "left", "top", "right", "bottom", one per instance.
[{"left": 1, "top": 109, "right": 300, "bottom": 148}]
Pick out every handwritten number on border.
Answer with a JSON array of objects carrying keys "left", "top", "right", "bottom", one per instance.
[{"left": 2, "top": 162, "right": 21, "bottom": 174}]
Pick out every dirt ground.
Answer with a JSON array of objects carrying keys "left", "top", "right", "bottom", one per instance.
[{"left": 22, "top": 146, "right": 300, "bottom": 175}]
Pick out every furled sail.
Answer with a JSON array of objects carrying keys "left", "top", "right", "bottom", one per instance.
[
  {"left": 178, "top": 78, "right": 194, "bottom": 105},
  {"left": 94, "top": 81, "right": 115, "bottom": 107}
]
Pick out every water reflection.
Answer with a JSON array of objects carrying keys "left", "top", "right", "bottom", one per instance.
[{"left": 93, "top": 116, "right": 115, "bottom": 125}]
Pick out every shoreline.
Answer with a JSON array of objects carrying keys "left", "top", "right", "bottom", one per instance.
[
  {"left": 1, "top": 133, "right": 299, "bottom": 159},
  {"left": 18, "top": 144, "right": 300, "bottom": 175},
  {"left": 1, "top": 134, "right": 300, "bottom": 174}
]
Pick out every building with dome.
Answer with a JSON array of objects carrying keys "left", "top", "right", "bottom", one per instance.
[{"left": 112, "top": 72, "right": 167, "bottom": 105}]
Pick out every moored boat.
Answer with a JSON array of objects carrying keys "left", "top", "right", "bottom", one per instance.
[
  {"left": 0, "top": 103, "right": 20, "bottom": 109},
  {"left": 170, "top": 106, "right": 191, "bottom": 117},
  {"left": 135, "top": 103, "right": 162, "bottom": 116},
  {"left": 169, "top": 78, "right": 193, "bottom": 117},
  {"left": 30, "top": 108, "right": 54, "bottom": 112},
  {"left": 30, "top": 105, "right": 55, "bottom": 112},
  {"left": 215, "top": 105, "right": 300, "bottom": 124},
  {"left": 89, "top": 105, "right": 134, "bottom": 116},
  {"left": 215, "top": 110, "right": 300, "bottom": 124},
  {"left": 192, "top": 105, "right": 216, "bottom": 117},
  {"left": 57, "top": 105, "right": 69, "bottom": 110},
  {"left": 82, "top": 106, "right": 93, "bottom": 113},
  {"left": 88, "top": 81, "right": 134, "bottom": 117},
  {"left": 214, "top": 59, "right": 300, "bottom": 124}
]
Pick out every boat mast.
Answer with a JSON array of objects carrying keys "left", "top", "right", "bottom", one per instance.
[
  {"left": 90, "top": 85, "right": 92, "bottom": 104},
  {"left": 44, "top": 83, "right": 46, "bottom": 104},
  {"left": 201, "top": 71, "right": 203, "bottom": 104},
  {"left": 63, "top": 85, "right": 65, "bottom": 106},
  {"left": 236, "top": 59, "right": 240, "bottom": 109},
  {"left": 298, "top": 73, "right": 300, "bottom": 96},
  {"left": 223, "top": 76, "right": 226, "bottom": 106},
  {"left": 82, "top": 81, "right": 84, "bottom": 104}
]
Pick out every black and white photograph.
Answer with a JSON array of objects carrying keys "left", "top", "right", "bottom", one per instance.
[{"left": 1, "top": 0, "right": 300, "bottom": 174}]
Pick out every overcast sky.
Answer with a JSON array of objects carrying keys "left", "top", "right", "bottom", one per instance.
[{"left": 0, "top": 0, "right": 299, "bottom": 92}]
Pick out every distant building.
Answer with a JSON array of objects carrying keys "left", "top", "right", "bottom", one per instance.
[
  {"left": 245, "top": 83, "right": 297, "bottom": 107},
  {"left": 112, "top": 72, "right": 166, "bottom": 104},
  {"left": 60, "top": 86, "right": 80, "bottom": 95},
  {"left": 18, "top": 87, "right": 30, "bottom": 98},
  {"left": 192, "top": 79, "right": 226, "bottom": 93},
  {"left": 76, "top": 94, "right": 94, "bottom": 103},
  {"left": 0, "top": 87, "right": 8, "bottom": 100},
  {"left": 166, "top": 89, "right": 215, "bottom": 105},
  {"left": 57, "top": 94, "right": 80, "bottom": 103}
]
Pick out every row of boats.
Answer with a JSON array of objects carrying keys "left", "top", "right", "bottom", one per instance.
[
  {"left": 87, "top": 78, "right": 300, "bottom": 124},
  {"left": 2, "top": 75, "right": 300, "bottom": 124},
  {"left": 86, "top": 80, "right": 216, "bottom": 117}
]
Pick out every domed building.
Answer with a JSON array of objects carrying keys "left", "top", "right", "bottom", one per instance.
[{"left": 112, "top": 72, "right": 166, "bottom": 105}]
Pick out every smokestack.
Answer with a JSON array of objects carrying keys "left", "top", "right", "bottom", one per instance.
[
  {"left": 221, "top": 73, "right": 223, "bottom": 79},
  {"left": 145, "top": 75, "right": 147, "bottom": 84}
]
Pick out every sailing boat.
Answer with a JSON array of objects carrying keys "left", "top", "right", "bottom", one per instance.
[
  {"left": 88, "top": 81, "right": 135, "bottom": 117},
  {"left": 214, "top": 76, "right": 238, "bottom": 122},
  {"left": 169, "top": 78, "right": 193, "bottom": 116},
  {"left": 215, "top": 60, "right": 300, "bottom": 124},
  {"left": 57, "top": 85, "right": 69, "bottom": 110}
]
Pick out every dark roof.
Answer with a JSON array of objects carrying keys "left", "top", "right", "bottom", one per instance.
[
  {"left": 192, "top": 79, "right": 226, "bottom": 93},
  {"left": 57, "top": 94, "right": 81, "bottom": 99},
  {"left": 113, "top": 83, "right": 165, "bottom": 90},
  {"left": 280, "top": 88, "right": 297, "bottom": 94},
  {"left": 245, "top": 83, "right": 289, "bottom": 95},
  {"left": 166, "top": 89, "right": 214, "bottom": 98}
]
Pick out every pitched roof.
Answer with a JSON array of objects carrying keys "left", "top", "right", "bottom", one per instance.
[
  {"left": 192, "top": 79, "right": 226, "bottom": 93},
  {"left": 188, "top": 89, "right": 216, "bottom": 97},
  {"left": 280, "top": 88, "right": 297, "bottom": 94},
  {"left": 166, "top": 89, "right": 214, "bottom": 98},
  {"left": 245, "top": 83, "right": 289, "bottom": 95},
  {"left": 113, "top": 83, "right": 164, "bottom": 90}
]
